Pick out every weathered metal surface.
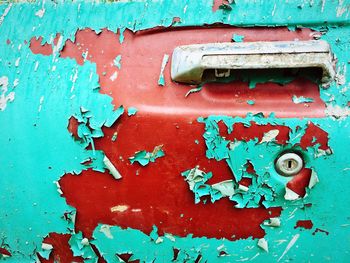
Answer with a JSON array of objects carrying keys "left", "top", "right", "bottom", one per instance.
[
  {"left": 171, "top": 41, "right": 335, "bottom": 84},
  {"left": 0, "top": 1, "right": 350, "bottom": 262}
]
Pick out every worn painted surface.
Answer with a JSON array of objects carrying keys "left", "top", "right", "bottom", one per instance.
[{"left": 0, "top": 0, "right": 350, "bottom": 262}]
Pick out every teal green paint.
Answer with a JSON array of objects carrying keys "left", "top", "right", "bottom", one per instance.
[
  {"left": 149, "top": 225, "right": 159, "bottom": 242},
  {"left": 127, "top": 107, "right": 138, "bottom": 116},
  {"left": 129, "top": 146, "right": 165, "bottom": 166},
  {"left": 292, "top": 95, "right": 314, "bottom": 104},
  {"left": 113, "top": 55, "right": 122, "bottom": 69},
  {"left": 119, "top": 27, "right": 126, "bottom": 44},
  {"left": 37, "top": 245, "right": 52, "bottom": 260},
  {"left": 247, "top": 99, "right": 255, "bottom": 105},
  {"left": 68, "top": 232, "right": 97, "bottom": 263},
  {"left": 0, "top": 0, "right": 350, "bottom": 262},
  {"left": 91, "top": 116, "right": 350, "bottom": 262},
  {"left": 158, "top": 54, "right": 169, "bottom": 86},
  {"left": 232, "top": 33, "right": 244, "bottom": 42},
  {"left": 185, "top": 84, "right": 203, "bottom": 97},
  {"left": 0, "top": 39, "right": 115, "bottom": 259},
  {"left": 181, "top": 167, "right": 223, "bottom": 204},
  {"left": 182, "top": 116, "right": 332, "bottom": 209}
]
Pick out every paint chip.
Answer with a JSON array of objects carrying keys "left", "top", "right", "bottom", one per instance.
[
  {"left": 158, "top": 54, "right": 169, "bottom": 86},
  {"left": 35, "top": 8, "right": 45, "bottom": 18},
  {"left": 284, "top": 187, "right": 300, "bottom": 200},
  {"left": 257, "top": 238, "right": 268, "bottom": 252},
  {"left": 129, "top": 145, "right": 165, "bottom": 166},
  {"left": 308, "top": 170, "right": 319, "bottom": 189},
  {"left": 185, "top": 85, "right": 203, "bottom": 98},
  {"left": 263, "top": 217, "right": 281, "bottom": 227},
  {"left": 278, "top": 234, "right": 300, "bottom": 262},
  {"left": 110, "top": 71, "right": 118, "bottom": 81},
  {"left": 232, "top": 34, "right": 244, "bottom": 42},
  {"left": 103, "top": 155, "right": 122, "bottom": 179},
  {"left": 110, "top": 205, "right": 129, "bottom": 213},
  {"left": 0, "top": 76, "right": 15, "bottom": 111},
  {"left": 100, "top": 225, "right": 113, "bottom": 239},
  {"left": 113, "top": 55, "right": 122, "bottom": 69},
  {"left": 127, "top": 107, "right": 138, "bottom": 116},
  {"left": 325, "top": 104, "right": 350, "bottom": 119},
  {"left": 212, "top": 180, "right": 235, "bottom": 197},
  {"left": 259, "top": 129, "right": 279, "bottom": 144},
  {"left": 292, "top": 95, "right": 314, "bottom": 104}
]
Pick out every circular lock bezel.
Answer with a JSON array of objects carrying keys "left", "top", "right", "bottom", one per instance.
[{"left": 275, "top": 152, "right": 304, "bottom": 176}]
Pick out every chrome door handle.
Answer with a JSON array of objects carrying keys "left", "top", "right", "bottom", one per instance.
[{"left": 171, "top": 40, "right": 335, "bottom": 85}]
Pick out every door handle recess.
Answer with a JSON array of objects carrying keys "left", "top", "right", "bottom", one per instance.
[{"left": 171, "top": 40, "right": 335, "bottom": 85}]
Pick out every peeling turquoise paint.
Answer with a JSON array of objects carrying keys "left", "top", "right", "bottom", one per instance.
[
  {"left": 129, "top": 145, "right": 165, "bottom": 166},
  {"left": 247, "top": 99, "right": 255, "bottom": 105},
  {"left": 113, "top": 54, "right": 122, "bottom": 69},
  {"left": 185, "top": 85, "right": 203, "bottom": 98},
  {"left": 292, "top": 95, "right": 314, "bottom": 104},
  {"left": 197, "top": 115, "right": 329, "bottom": 208},
  {"left": 0, "top": 0, "right": 350, "bottom": 262},
  {"left": 158, "top": 54, "right": 169, "bottom": 86},
  {"left": 232, "top": 33, "right": 244, "bottom": 42},
  {"left": 127, "top": 107, "right": 138, "bottom": 116},
  {"left": 68, "top": 232, "right": 97, "bottom": 263}
]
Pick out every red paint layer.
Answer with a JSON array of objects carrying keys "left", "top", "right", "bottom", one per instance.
[
  {"left": 30, "top": 26, "right": 324, "bottom": 117},
  {"left": 38, "top": 233, "right": 84, "bottom": 263},
  {"left": 218, "top": 121, "right": 291, "bottom": 144},
  {"left": 295, "top": 220, "right": 313, "bottom": 230},
  {"left": 30, "top": 36, "right": 53, "bottom": 56},
  {"left": 300, "top": 122, "right": 329, "bottom": 150},
  {"left": 60, "top": 115, "right": 282, "bottom": 240},
  {"left": 286, "top": 168, "right": 312, "bottom": 197},
  {"left": 67, "top": 116, "right": 80, "bottom": 141},
  {"left": 212, "top": 0, "right": 231, "bottom": 12},
  {"left": 0, "top": 247, "right": 11, "bottom": 257},
  {"left": 29, "top": 26, "right": 329, "bottom": 244},
  {"left": 60, "top": 168, "right": 281, "bottom": 240}
]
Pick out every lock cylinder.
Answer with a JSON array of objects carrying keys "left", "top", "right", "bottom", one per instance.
[{"left": 275, "top": 152, "right": 304, "bottom": 176}]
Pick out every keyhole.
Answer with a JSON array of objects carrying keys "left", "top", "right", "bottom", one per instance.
[{"left": 275, "top": 152, "right": 303, "bottom": 176}]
